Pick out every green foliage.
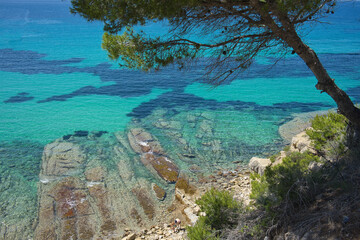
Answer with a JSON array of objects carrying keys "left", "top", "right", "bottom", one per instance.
[
  {"left": 251, "top": 151, "right": 320, "bottom": 209},
  {"left": 71, "top": 0, "right": 339, "bottom": 84},
  {"left": 187, "top": 188, "right": 242, "bottom": 240},
  {"left": 306, "top": 112, "right": 347, "bottom": 156},
  {"left": 102, "top": 28, "right": 198, "bottom": 71},
  {"left": 250, "top": 173, "right": 271, "bottom": 207},
  {"left": 196, "top": 188, "right": 242, "bottom": 230},
  {"left": 70, "top": 0, "right": 199, "bottom": 33},
  {"left": 186, "top": 217, "right": 219, "bottom": 240},
  {"left": 266, "top": 152, "right": 320, "bottom": 203},
  {"left": 269, "top": 152, "right": 280, "bottom": 163}
]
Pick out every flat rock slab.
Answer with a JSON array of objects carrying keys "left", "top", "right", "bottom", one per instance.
[
  {"left": 129, "top": 128, "right": 179, "bottom": 183},
  {"left": 35, "top": 136, "right": 178, "bottom": 239},
  {"left": 42, "top": 141, "right": 85, "bottom": 176}
]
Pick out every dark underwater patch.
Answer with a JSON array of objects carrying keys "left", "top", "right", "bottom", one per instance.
[
  {"left": 0, "top": 48, "right": 84, "bottom": 75},
  {"left": 73, "top": 130, "right": 89, "bottom": 137},
  {"left": 92, "top": 131, "right": 108, "bottom": 137},
  {"left": 127, "top": 91, "right": 333, "bottom": 119},
  {"left": 4, "top": 92, "right": 34, "bottom": 103},
  {"left": 1, "top": 48, "right": 359, "bottom": 111}
]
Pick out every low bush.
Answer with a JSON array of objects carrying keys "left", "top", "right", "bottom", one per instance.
[
  {"left": 186, "top": 217, "right": 219, "bottom": 240},
  {"left": 306, "top": 112, "right": 347, "bottom": 157},
  {"left": 187, "top": 188, "right": 242, "bottom": 240},
  {"left": 251, "top": 151, "right": 321, "bottom": 211},
  {"left": 196, "top": 188, "right": 242, "bottom": 230}
]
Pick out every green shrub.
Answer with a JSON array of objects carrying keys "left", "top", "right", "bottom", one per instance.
[
  {"left": 250, "top": 173, "right": 271, "bottom": 208},
  {"left": 186, "top": 217, "right": 219, "bottom": 240},
  {"left": 306, "top": 112, "right": 347, "bottom": 156},
  {"left": 196, "top": 188, "right": 242, "bottom": 230},
  {"left": 251, "top": 151, "right": 320, "bottom": 209},
  {"left": 265, "top": 152, "right": 320, "bottom": 203}
]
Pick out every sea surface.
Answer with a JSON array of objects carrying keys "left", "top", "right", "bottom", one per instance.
[{"left": 0, "top": 0, "right": 359, "bottom": 238}]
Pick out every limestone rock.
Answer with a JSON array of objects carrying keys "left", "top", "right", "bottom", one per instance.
[
  {"left": 273, "top": 150, "right": 286, "bottom": 166},
  {"left": 183, "top": 207, "right": 199, "bottom": 226},
  {"left": 35, "top": 176, "right": 98, "bottom": 240},
  {"left": 249, "top": 157, "right": 271, "bottom": 176},
  {"left": 278, "top": 110, "right": 330, "bottom": 143},
  {"left": 41, "top": 141, "right": 86, "bottom": 176},
  {"left": 187, "top": 114, "right": 196, "bottom": 123},
  {"left": 132, "top": 188, "right": 155, "bottom": 220},
  {"left": 290, "top": 131, "right": 315, "bottom": 154},
  {"left": 35, "top": 136, "right": 176, "bottom": 239},
  {"left": 123, "top": 233, "right": 137, "bottom": 240},
  {"left": 197, "top": 120, "right": 213, "bottom": 138},
  {"left": 308, "top": 161, "right": 323, "bottom": 171}
]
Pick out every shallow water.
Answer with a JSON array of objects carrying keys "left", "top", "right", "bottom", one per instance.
[{"left": 0, "top": 0, "right": 359, "bottom": 239}]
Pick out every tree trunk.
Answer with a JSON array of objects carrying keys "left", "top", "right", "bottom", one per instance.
[
  {"left": 285, "top": 31, "right": 360, "bottom": 129},
  {"left": 253, "top": 1, "right": 360, "bottom": 129}
]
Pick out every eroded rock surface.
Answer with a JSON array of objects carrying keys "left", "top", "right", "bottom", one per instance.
[
  {"left": 35, "top": 132, "right": 179, "bottom": 239},
  {"left": 290, "top": 130, "right": 316, "bottom": 154},
  {"left": 128, "top": 128, "right": 179, "bottom": 183},
  {"left": 249, "top": 157, "right": 271, "bottom": 176}
]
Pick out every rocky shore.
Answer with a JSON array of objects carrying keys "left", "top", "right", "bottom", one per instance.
[
  {"left": 119, "top": 165, "right": 252, "bottom": 240},
  {"left": 119, "top": 113, "right": 320, "bottom": 240},
  {"left": 0, "top": 108, "right": 322, "bottom": 240},
  {"left": 32, "top": 125, "right": 255, "bottom": 240}
]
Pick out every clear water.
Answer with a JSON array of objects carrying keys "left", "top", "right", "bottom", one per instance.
[{"left": 0, "top": 0, "right": 359, "bottom": 238}]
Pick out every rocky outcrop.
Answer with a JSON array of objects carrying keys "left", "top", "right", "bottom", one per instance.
[
  {"left": 249, "top": 157, "right": 271, "bottom": 176},
  {"left": 290, "top": 130, "right": 316, "bottom": 154},
  {"left": 249, "top": 131, "right": 316, "bottom": 176},
  {"left": 34, "top": 133, "right": 179, "bottom": 239},
  {"left": 128, "top": 128, "right": 179, "bottom": 183}
]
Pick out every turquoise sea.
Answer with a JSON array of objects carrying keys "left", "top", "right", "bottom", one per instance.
[{"left": 0, "top": 0, "right": 359, "bottom": 238}]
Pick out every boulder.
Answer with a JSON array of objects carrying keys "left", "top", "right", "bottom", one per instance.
[
  {"left": 249, "top": 157, "right": 271, "bottom": 176},
  {"left": 290, "top": 131, "right": 315, "bottom": 154}
]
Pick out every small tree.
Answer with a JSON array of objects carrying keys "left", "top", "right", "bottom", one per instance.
[{"left": 70, "top": 0, "right": 360, "bottom": 129}]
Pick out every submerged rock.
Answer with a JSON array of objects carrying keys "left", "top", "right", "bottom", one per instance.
[
  {"left": 73, "top": 130, "right": 89, "bottom": 137},
  {"left": 35, "top": 134, "right": 179, "bottom": 239},
  {"left": 279, "top": 110, "right": 331, "bottom": 143},
  {"left": 128, "top": 128, "right": 179, "bottom": 183},
  {"left": 132, "top": 188, "right": 155, "bottom": 219},
  {"left": 41, "top": 141, "right": 86, "bottom": 176},
  {"left": 152, "top": 183, "right": 166, "bottom": 201}
]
